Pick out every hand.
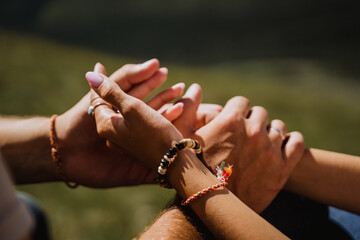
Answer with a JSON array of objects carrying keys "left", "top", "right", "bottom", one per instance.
[
  {"left": 55, "top": 59, "right": 184, "bottom": 187},
  {"left": 173, "top": 84, "right": 305, "bottom": 213},
  {"left": 86, "top": 71, "right": 183, "bottom": 170}
]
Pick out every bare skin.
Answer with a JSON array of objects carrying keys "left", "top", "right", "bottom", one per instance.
[
  {"left": 286, "top": 148, "right": 360, "bottom": 214},
  {"left": 137, "top": 85, "right": 360, "bottom": 239},
  {"left": 88, "top": 72, "right": 289, "bottom": 240},
  {"left": 0, "top": 59, "right": 185, "bottom": 187},
  {"left": 172, "top": 84, "right": 305, "bottom": 213}
]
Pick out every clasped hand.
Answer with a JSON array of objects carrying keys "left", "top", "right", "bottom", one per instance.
[{"left": 83, "top": 60, "right": 305, "bottom": 214}]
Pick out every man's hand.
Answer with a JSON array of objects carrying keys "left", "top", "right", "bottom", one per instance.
[
  {"left": 55, "top": 59, "right": 184, "bottom": 187},
  {"left": 173, "top": 84, "right": 305, "bottom": 213}
]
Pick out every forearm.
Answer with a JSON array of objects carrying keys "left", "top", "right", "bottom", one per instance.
[
  {"left": 0, "top": 116, "right": 58, "bottom": 184},
  {"left": 137, "top": 205, "right": 203, "bottom": 240},
  {"left": 286, "top": 148, "right": 360, "bottom": 214},
  {"left": 167, "top": 150, "right": 287, "bottom": 240}
]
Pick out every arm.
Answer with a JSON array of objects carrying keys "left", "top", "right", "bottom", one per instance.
[
  {"left": 286, "top": 148, "right": 360, "bottom": 214},
  {"left": 0, "top": 116, "right": 58, "bottom": 183},
  {"left": 138, "top": 205, "right": 203, "bottom": 240},
  {"left": 171, "top": 84, "right": 360, "bottom": 214},
  {"left": 1, "top": 59, "right": 184, "bottom": 187}
]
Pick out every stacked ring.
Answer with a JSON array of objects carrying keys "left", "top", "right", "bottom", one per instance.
[{"left": 88, "top": 102, "right": 110, "bottom": 117}]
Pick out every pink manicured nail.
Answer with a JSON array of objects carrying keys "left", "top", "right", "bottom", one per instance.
[{"left": 86, "top": 72, "right": 104, "bottom": 88}]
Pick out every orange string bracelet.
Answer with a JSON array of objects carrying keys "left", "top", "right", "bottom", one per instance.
[
  {"left": 181, "top": 161, "right": 232, "bottom": 206},
  {"left": 50, "top": 115, "right": 79, "bottom": 188}
]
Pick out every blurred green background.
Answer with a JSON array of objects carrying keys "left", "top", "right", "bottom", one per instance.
[{"left": 0, "top": 1, "right": 360, "bottom": 239}]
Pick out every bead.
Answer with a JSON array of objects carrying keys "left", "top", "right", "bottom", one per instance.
[
  {"left": 166, "top": 152, "right": 174, "bottom": 158},
  {"left": 194, "top": 141, "right": 199, "bottom": 149},
  {"left": 169, "top": 148, "right": 177, "bottom": 155},
  {"left": 195, "top": 147, "right": 202, "bottom": 154},
  {"left": 161, "top": 159, "right": 169, "bottom": 167},
  {"left": 175, "top": 142, "right": 185, "bottom": 150},
  {"left": 49, "top": 115, "right": 79, "bottom": 189},
  {"left": 164, "top": 155, "right": 174, "bottom": 162},
  {"left": 158, "top": 166, "right": 167, "bottom": 175}
]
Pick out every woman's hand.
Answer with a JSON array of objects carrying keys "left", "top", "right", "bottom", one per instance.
[
  {"left": 55, "top": 59, "right": 184, "bottom": 187},
  {"left": 86, "top": 71, "right": 183, "bottom": 169},
  {"left": 172, "top": 84, "right": 305, "bottom": 213}
]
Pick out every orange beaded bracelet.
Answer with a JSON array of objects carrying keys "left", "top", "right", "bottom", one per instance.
[{"left": 50, "top": 115, "right": 79, "bottom": 188}]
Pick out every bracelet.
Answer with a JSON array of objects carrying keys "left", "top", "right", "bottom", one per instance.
[
  {"left": 155, "top": 138, "right": 202, "bottom": 188},
  {"left": 50, "top": 115, "right": 79, "bottom": 188},
  {"left": 181, "top": 161, "right": 232, "bottom": 206}
]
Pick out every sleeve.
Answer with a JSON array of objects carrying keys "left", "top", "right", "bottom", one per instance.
[{"left": 0, "top": 152, "right": 34, "bottom": 240}]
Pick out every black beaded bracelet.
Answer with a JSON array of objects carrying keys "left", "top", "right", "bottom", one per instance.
[{"left": 154, "top": 139, "right": 202, "bottom": 188}]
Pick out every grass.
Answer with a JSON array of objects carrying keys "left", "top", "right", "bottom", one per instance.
[{"left": 1, "top": 28, "right": 359, "bottom": 239}]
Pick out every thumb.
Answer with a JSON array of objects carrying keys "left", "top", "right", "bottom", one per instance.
[{"left": 86, "top": 71, "right": 132, "bottom": 115}]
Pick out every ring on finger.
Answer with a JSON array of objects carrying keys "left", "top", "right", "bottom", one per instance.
[
  {"left": 270, "top": 127, "right": 286, "bottom": 140},
  {"left": 88, "top": 102, "right": 111, "bottom": 117}
]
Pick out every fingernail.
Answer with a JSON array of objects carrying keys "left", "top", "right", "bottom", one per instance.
[
  {"left": 172, "top": 82, "right": 185, "bottom": 90},
  {"left": 94, "top": 62, "right": 102, "bottom": 73},
  {"left": 86, "top": 71, "right": 104, "bottom": 88},
  {"left": 141, "top": 59, "right": 156, "bottom": 68},
  {"left": 185, "top": 83, "right": 199, "bottom": 95},
  {"left": 174, "top": 102, "right": 184, "bottom": 108},
  {"left": 159, "top": 67, "right": 168, "bottom": 74}
]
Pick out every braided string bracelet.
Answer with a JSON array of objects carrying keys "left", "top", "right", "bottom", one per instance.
[
  {"left": 50, "top": 115, "right": 79, "bottom": 188},
  {"left": 155, "top": 138, "right": 202, "bottom": 188},
  {"left": 181, "top": 161, "right": 233, "bottom": 206}
]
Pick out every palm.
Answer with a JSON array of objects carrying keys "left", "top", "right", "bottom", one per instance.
[{"left": 57, "top": 93, "right": 154, "bottom": 188}]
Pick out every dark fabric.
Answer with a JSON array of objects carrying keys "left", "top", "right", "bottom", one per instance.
[
  {"left": 17, "top": 193, "right": 51, "bottom": 240},
  {"left": 329, "top": 207, "right": 360, "bottom": 240},
  {"left": 261, "top": 191, "right": 353, "bottom": 240}
]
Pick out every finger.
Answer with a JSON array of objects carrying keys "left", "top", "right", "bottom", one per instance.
[
  {"left": 127, "top": 67, "right": 169, "bottom": 100},
  {"left": 109, "top": 59, "right": 160, "bottom": 91},
  {"left": 176, "top": 83, "right": 202, "bottom": 119},
  {"left": 162, "top": 102, "right": 184, "bottom": 122},
  {"left": 248, "top": 106, "right": 269, "bottom": 126},
  {"left": 283, "top": 131, "right": 305, "bottom": 170},
  {"left": 268, "top": 119, "right": 287, "bottom": 145},
  {"left": 195, "top": 103, "right": 223, "bottom": 129},
  {"left": 86, "top": 71, "right": 133, "bottom": 117},
  {"left": 214, "top": 96, "right": 250, "bottom": 122},
  {"left": 94, "top": 62, "right": 107, "bottom": 75},
  {"left": 147, "top": 82, "right": 185, "bottom": 110},
  {"left": 90, "top": 62, "right": 110, "bottom": 108}
]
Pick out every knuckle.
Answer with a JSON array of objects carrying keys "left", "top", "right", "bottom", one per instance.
[
  {"left": 291, "top": 131, "right": 305, "bottom": 150},
  {"left": 122, "top": 99, "right": 141, "bottom": 115},
  {"left": 99, "top": 83, "right": 116, "bottom": 101},
  {"left": 272, "top": 119, "right": 287, "bottom": 130},
  {"left": 97, "top": 123, "right": 111, "bottom": 139},
  {"left": 248, "top": 123, "right": 263, "bottom": 139},
  {"left": 223, "top": 111, "right": 244, "bottom": 126},
  {"left": 233, "top": 96, "right": 250, "bottom": 108},
  {"left": 253, "top": 106, "right": 269, "bottom": 116}
]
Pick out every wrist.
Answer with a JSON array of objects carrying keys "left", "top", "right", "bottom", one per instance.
[
  {"left": 167, "top": 149, "right": 219, "bottom": 200},
  {"left": 1, "top": 117, "right": 60, "bottom": 183}
]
